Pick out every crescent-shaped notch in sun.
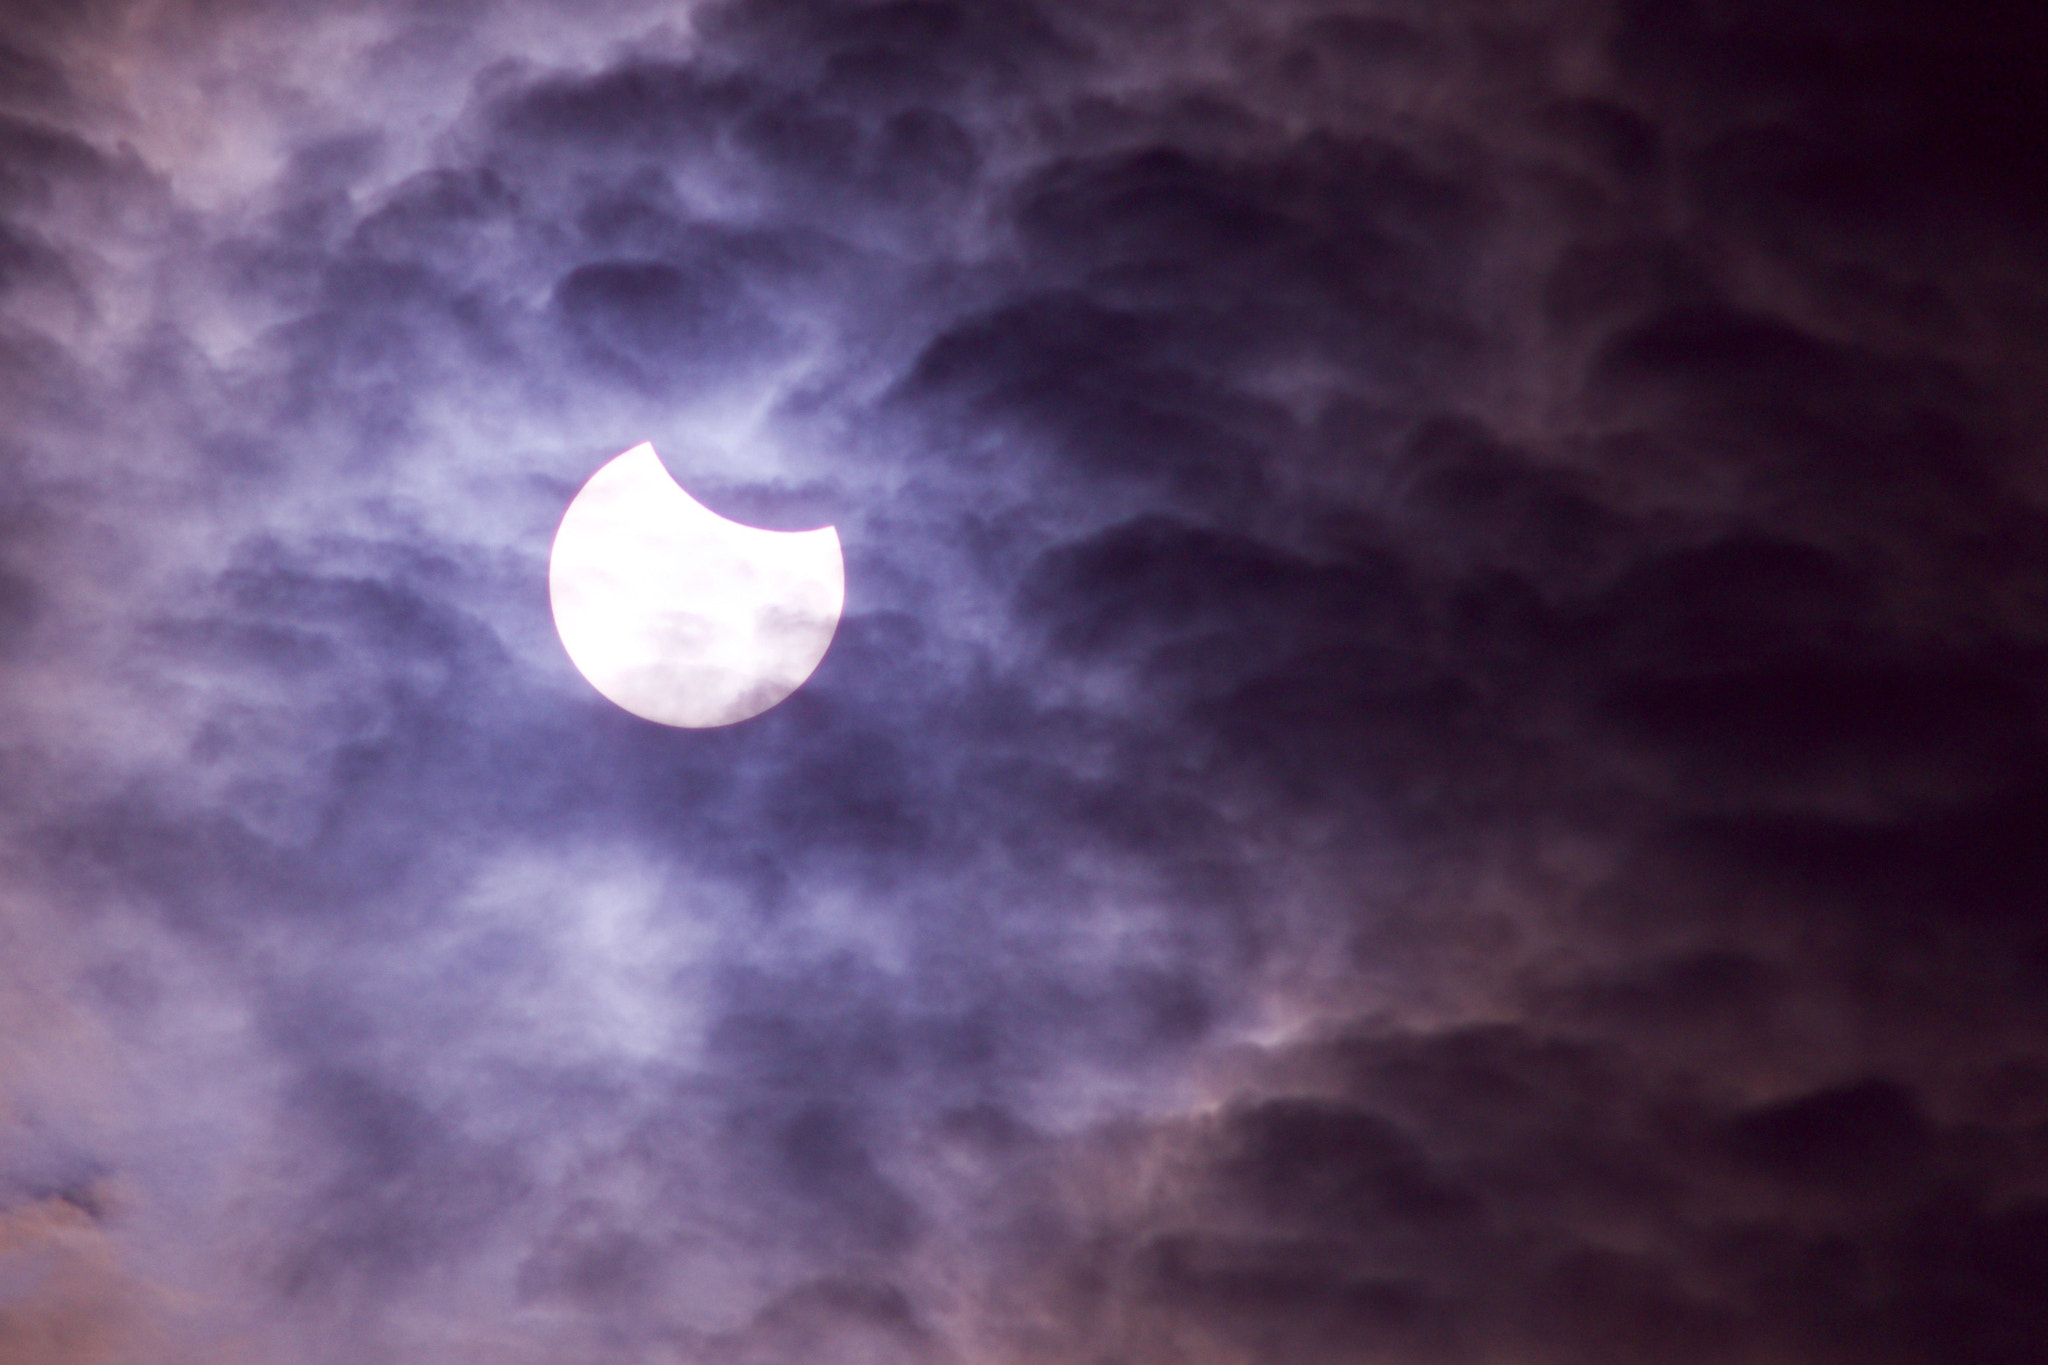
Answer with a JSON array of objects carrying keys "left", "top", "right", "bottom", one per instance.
[{"left": 549, "top": 443, "right": 844, "bottom": 728}]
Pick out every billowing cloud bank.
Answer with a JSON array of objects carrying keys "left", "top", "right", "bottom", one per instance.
[{"left": 1, "top": 1, "right": 2045, "bottom": 1361}]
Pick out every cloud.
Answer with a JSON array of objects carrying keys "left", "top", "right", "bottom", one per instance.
[
  {"left": 0, "top": 1192, "right": 150, "bottom": 1365},
  {"left": 0, "top": 0, "right": 2044, "bottom": 1361}
]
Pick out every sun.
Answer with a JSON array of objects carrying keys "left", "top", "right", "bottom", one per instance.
[{"left": 548, "top": 444, "right": 844, "bottom": 728}]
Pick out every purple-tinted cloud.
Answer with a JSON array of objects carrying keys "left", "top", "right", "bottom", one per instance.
[{"left": 0, "top": 1, "right": 2044, "bottom": 1361}]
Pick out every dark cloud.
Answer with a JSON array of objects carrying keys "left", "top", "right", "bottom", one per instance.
[
  {"left": 553, "top": 254, "right": 792, "bottom": 393},
  {"left": 1616, "top": 0, "right": 2048, "bottom": 246},
  {"left": 955, "top": 1024, "right": 2048, "bottom": 1365},
  {"left": 0, "top": 0, "right": 2043, "bottom": 1360}
]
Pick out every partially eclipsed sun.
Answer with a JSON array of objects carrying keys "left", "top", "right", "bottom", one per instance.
[{"left": 549, "top": 443, "right": 844, "bottom": 727}]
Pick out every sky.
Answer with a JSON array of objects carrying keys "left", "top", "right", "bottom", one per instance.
[{"left": 1, "top": 0, "right": 2046, "bottom": 1361}]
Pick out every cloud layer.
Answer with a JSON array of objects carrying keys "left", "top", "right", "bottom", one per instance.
[{"left": 1, "top": 1, "right": 2045, "bottom": 1361}]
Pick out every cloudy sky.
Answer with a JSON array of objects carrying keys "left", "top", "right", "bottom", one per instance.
[{"left": 2, "top": 1, "right": 2046, "bottom": 1361}]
